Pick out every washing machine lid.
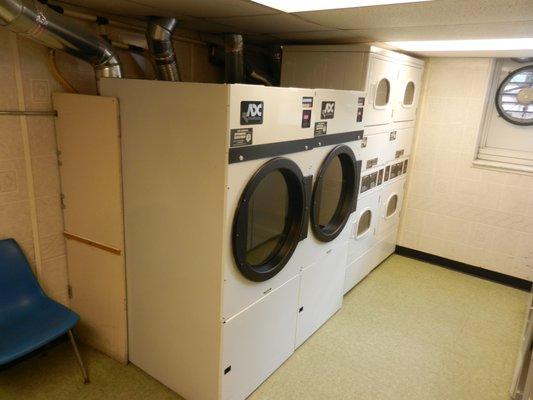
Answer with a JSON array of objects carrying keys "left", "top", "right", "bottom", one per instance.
[
  {"left": 232, "top": 157, "right": 311, "bottom": 282},
  {"left": 311, "top": 145, "right": 360, "bottom": 243}
]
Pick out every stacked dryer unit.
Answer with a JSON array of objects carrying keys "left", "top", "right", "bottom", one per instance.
[
  {"left": 99, "top": 79, "right": 364, "bottom": 400},
  {"left": 281, "top": 44, "right": 424, "bottom": 292}
]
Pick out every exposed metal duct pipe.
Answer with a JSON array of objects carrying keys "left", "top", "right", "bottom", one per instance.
[
  {"left": 0, "top": 0, "right": 123, "bottom": 79},
  {"left": 512, "top": 57, "right": 533, "bottom": 63},
  {"left": 224, "top": 34, "right": 244, "bottom": 84},
  {"left": 146, "top": 17, "right": 180, "bottom": 81}
]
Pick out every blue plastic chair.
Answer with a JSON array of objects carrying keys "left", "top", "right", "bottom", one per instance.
[{"left": 0, "top": 238, "right": 89, "bottom": 383}]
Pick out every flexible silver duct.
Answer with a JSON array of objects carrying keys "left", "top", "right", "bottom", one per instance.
[
  {"left": 146, "top": 17, "right": 180, "bottom": 81},
  {"left": 512, "top": 57, "right": 533, "bottom": 63},
  {"left": 224, "top": 34, "right": 244, "bottom": 84},
  {"left": 0, "top": 0, "right": 122, "bottom": 79}
]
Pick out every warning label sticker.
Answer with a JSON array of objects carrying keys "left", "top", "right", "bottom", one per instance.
[
  {"left": 230, "top": 128, "right": 253, "bottom": 147},
  {"left": 314, "top": 121, "right": 327, "bottom": 136}
]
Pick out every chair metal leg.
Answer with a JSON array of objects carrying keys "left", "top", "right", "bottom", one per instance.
[{"left": 68, "top": 330, "right": 90, "bottom": 384}]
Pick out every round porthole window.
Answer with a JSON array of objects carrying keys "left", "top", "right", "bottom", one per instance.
[
  {"left": 232, "top": 158, "right": 306, "bottom": 282},
  {"left": 375, "top": 78, "right": 390, "bottom": 107},
  {"left": 403, "top": 81, "right": 415, "bottom": 106},
  {"left": 495, "top": 65, "right": 533, "bottom": 126},
  {"left": 356, "top": 210, "right": 372, "bottom": 237},
  {"left": 386, "top": 195, "right": 398, "bottom": 218},
  {"left": 311, "top": 145, "right": 358, "bottom": 243}
]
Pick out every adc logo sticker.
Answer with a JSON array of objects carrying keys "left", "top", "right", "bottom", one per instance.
[
  {"left": 240, "top": 101, "right": 263, "bottom": 125},
  {"left": 321, "top": 101, "right": 335, "bottom": 119}
]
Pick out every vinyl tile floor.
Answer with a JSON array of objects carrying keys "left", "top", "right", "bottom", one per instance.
[{"left": 0, "top": 255, "right": 529, "bottom": 400}]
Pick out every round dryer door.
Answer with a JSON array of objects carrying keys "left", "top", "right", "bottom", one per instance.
[
  {"left": 232, "top": 158, "right": 307, "bottom": 282},
  {"left": 311, "top": 145, "right": 359, "bottom": 242}
]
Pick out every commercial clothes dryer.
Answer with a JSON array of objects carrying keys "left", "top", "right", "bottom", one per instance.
[
  {"left": 294, "top": 88, "right": 364, "bottom": 347},
  {"left": 281, "top": 44, "right": 425, "bottom": 127},
  {"left": 344, "top": 158, "right": 408, "bottom": 293},
  {"left": 359, "top": 124, "right": 391, "bottom": 171},
  {"left": 99, "top": 79, "right": 334, "bottom": 400},
  {"left": 374, "top": 159, "right": 408, "bottom": 265},
  {"left": 344, "top": 164, "right": 385, "bottom": 294}
]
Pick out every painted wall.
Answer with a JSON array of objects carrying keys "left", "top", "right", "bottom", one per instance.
[
  {"left": 0, "top": 23, "right": 222, "bottom": 306},
  {"left": 398, "top": 58, "right": 533, "bottom": 281}
]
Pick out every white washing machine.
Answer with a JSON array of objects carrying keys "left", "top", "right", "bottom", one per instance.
[
  {"left": 99, "top": 79, "right": 331, "bottom": 400},
  {"left": 294, "top": 88, "right": 364, "bottom": 347}
]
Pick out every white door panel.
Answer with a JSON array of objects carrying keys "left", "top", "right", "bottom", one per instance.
[
  {"left": 221, "top": 276, "right": 299, "bottom": 400},
  {"left": 296, "top": 243, "right": 346, "bottom": 347},
  {"left": 393, "top": 64, "right": 423, "bottom": 123},
  {"left": 365, "top": 55, "right": 398, "bottom": 127}
]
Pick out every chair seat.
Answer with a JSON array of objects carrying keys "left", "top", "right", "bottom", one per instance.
[{"left": 0, "top": 298, "right": 79, "bottom": 365}]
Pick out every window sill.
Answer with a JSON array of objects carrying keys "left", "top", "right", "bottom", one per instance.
[{"left": 472, "top": 158, "right": 533, "bottom": 176}]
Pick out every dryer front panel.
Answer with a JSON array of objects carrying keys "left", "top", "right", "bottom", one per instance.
[
  {"left": 223, "top": 150, "right": 314, "bottom": 320},
  {"left": 358, "top": 131, "right": 389, "bottom": 171},
  {"left": 347, "top": 190, "right": 380, "bottom": 264},
  {"left": 393, "top": 64, "right": 423, "bottom": 123},
  {"left": 387, "top": 126, "right": 414, "bottom": 163},
  {"left": 232, "top": 157, "right": 309, "bottom": 283},
  {"left": 365, "top": 55, "right": 398, "bottom": 127},
  {"left": 376, "top": 177, "right": 406, "bottom": 239}
]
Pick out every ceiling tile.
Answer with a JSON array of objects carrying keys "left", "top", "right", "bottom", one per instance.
[
  {"left": 272, "top": 30, "right": 367, "bottom": 44},
  {"left": 178, "top": 17, "right": 234, "bottom": 33},
  {"left": 295, "top": 0, "right": 533, "bottom": 30},
  {"left": 343, "top": 20, "right": 533, "bottom": 42},
  {"left": 128, "top": 0, "right": 277, "bottom": 18},
  {"left": 61, "top": 0, "right": 277, "bottom": 18},
  {"left": 211, "top": 14, "right": 330, "bottom": 34},
  {"left": 60, "top": 0, "right": 170, "bottom": 17}
]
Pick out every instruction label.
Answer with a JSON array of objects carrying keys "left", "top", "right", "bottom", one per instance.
[
  {"left": 314, "top": 121, "right": 327, "bottom": 136},
  {"left": 230, "top": 128, "right": 253, "bottom": 147}
]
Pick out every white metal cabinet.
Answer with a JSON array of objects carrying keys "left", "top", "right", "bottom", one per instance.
[
  {"left": 295, "top": 243, "right": 346, "bottom": 348},
  {"left": 222, "top": 276, "right": 299, "bottom": 400},
  {"left": 393, "top": 64, "right": 424, "bottom": 123}
]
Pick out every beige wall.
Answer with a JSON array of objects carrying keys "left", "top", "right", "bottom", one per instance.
[
  {"left": 398, "top": 58, "right": 533, "bottom": 281},
  {"left": 0, "top": 23, "right": 222, "bottom": 306}
]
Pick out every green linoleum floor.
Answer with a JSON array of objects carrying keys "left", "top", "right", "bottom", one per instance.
[{"left": 1, "top": 255, "right": 529, "bottom": 400}]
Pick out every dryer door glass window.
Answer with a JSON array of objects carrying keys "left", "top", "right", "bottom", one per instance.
[
  {"left": 233, "top": 158, "right": 306, "bottom": 282},
  {"left": 403, "top": 81, "right": 415, "bottom": 106},
  {"left": 312, "top": 145, "right": 359, "bottom": 242},
  {"left": 357, "top": 210, "right": 372, "bottom": 237},
  {"left": 375, "top": 79, "right": 391, "bottom": 107},
  {"left": 245, "top": 171, "right": 288, "bottom": 266},
  {"left": 317, "top": 157, "right": 342, "bottom": 227},
  {"left": 386, "top": 194, "right": 398, "bottom": 217}
]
